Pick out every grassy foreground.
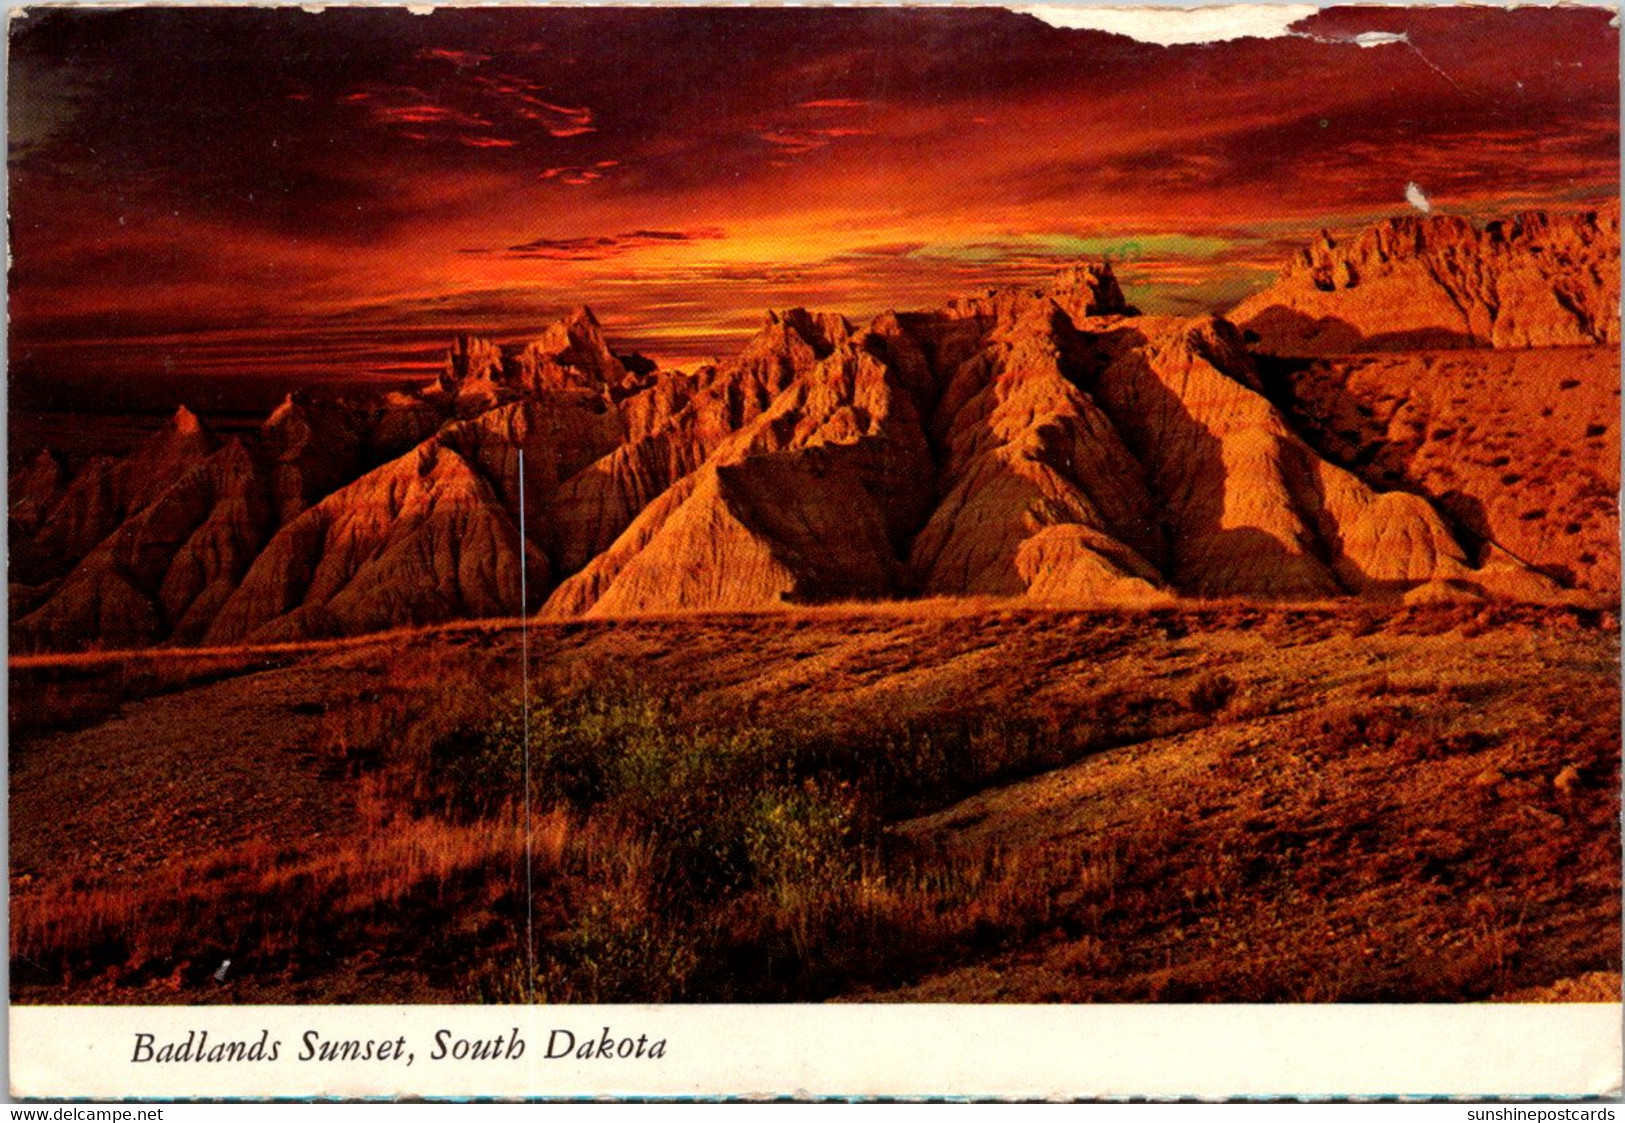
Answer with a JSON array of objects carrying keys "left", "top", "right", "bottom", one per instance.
[{"left": 10, "top": 602, "right": 1621, "bottom": 1003}]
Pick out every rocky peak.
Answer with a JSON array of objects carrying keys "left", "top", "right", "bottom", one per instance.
[
  {"left": 941, "top": 260, "right": 1139, "bottom": 327},
  {"left": 1234, "top": 205, "right": 1621, "bottom": 354},
  {"left": 170, "top": 404, "right": 205, "bottom": 435},
  {"left": 1287, "top": 214, "right": 1484, "bottom": 292},
  {"left": 264, "top": 391, "right": 302, "bottom": 428},
  {"left": 544, "top": 306, "right": 605, "bottom": 351},
  {"left": 262, "top": 390, "right": 336, "bottom": 439},
  {"left": 8, "top": 447, "right": 69, "bottom": 537},
  {"left": 1048, "top": 261, "right": 1137, "bottom": 320},
  {"left": 18, "top": 446, "right": 66, "bottom": 480},
  {"left": 760, "top": 308, "right": 852, "bottom": 357},
  {"left": 138, "top": 403, "right": 218, "bottom": 469},
  {"left": 1491, "top": 204, "right": 1619, "bottom": 248},
  {"left": 439, "top": 308, "right": 636, "bottom": 400},
  {"left": 441, "top": 335, "right": 505, "bottom": 390},
  {"left": 512, "top": 308, "right": 625, "bottom": 393},
  {"left": 728, "top": 308, "right": 853, "bottom": 389}
]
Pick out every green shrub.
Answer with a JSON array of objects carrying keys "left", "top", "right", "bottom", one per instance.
[
  {"left": 433, "top": 674, "right": 1131, "bottom": 1003},
  {"left": 539, "top": 889, "right": 700, "bottom": 1004},
  {"left": 744, "top": 781, "right": 858, "bottom": 907}
]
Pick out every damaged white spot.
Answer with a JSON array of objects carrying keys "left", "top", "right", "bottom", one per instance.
[
  {"left": 1021, "top": 4, "right": 1316, "bottom": 45},
  {"left": 1405, "top": 182, "right": 1432, "bottom": 214},
  {"left": 1025, "top": 2, "right": 1615, "bottom": 48},
  {"left": 1351, "top": 31, "right": 1408, "bottom": 48}
]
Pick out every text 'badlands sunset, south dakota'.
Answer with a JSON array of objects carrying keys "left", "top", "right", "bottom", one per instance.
[{"left": 7, "top": 6, "right": 1621, "bottom": 1091}]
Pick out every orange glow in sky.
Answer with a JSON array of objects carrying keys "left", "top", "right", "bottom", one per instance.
[{"left": 8, "top": 5, "right": 1618, "bottom": 412}]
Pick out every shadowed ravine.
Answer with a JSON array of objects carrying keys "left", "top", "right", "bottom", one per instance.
[{"left": 10, "top": 208, "right": 1619, "bottom": 655}]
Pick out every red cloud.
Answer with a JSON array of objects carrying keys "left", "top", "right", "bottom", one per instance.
[
  {"left": 354, "top": 74, "right": 592, "bottom": 143},
  {"left": 468, "top": 74, "right": 595, "bottom": 137},
  {"left": 418, "top": 47, "right": 491, "bottom": 67},
  {"left": 528, "top": 98, "right": 591, "bottom": 123},
  {"left": 539, "top": 162, "right": 615, "bottom": 185},
  {"left": 477, "top": 227, "right": 726, "bottom": 261},
  {"left": 375, "top": 104, "right": 492, "bottom": 128},
  {"left": 759, "top": 126, "right": 874, "bottom": 156}
]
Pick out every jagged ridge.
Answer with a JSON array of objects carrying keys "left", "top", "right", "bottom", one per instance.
[
  {"left": 10, "top": 211, "right": 1613, "bottom": 652},
  {"left": 1232, "top": 204, "right": 1621, "bottom": 356}
]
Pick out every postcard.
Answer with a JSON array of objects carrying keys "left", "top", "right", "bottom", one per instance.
[{"left": 8, "top": 0, "right": 1621, "bottom": 1100}]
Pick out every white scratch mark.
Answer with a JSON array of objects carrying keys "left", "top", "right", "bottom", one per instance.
[
  {"left": 1406, "top": 182, "right": 1432, "bottom": 214},
  {"left": 1404, "top": 38, "right": 1466, "bottom": 92}
]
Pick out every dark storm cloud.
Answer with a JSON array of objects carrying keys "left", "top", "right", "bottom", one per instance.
[
  {"left": 469, "top": 228, "right": 727, "bottom": 262},
  {"left": 6, "top": 6, "right": 1144, "bottom": 239},
  {"left": 7, "top": 4, "right": 1617, "bottom": 399}
]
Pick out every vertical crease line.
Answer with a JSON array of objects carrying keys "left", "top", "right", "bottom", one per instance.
[{"left": 520, "top": 447, "right": 534, "bottom": 1003}]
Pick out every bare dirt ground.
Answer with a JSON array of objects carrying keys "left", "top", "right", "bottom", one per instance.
[{"left": 10, "top": 601, "right": 1620, "bottom": 1004}]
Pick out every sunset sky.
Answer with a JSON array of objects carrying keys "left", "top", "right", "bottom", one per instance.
[{"left": 8, "top": 4, "right": 1619, "bottom": 413}]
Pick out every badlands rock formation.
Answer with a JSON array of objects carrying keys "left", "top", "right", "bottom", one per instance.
[
  {"left": 1270, "top": 347, "right": 1620, "bottom": 593},
  {"left": 13, "top": 406, "right": 220, "bottom": 586},
  {"left": 1237, "top": 205, "right": 1621, "bottom": 596},
  {"left": 8, "top": 449, "right": 68, "bottom": 543},
  {"left": 203, "top": 439, "right": 544, "bottom": 645},
  {"left": 1233, "top": 205, "right": 1620, "bottom": 356},
  {"left": 10, "top": 207, "right": 1613, "bottom": 651},
  {"left": 544, "top": 325, "right": 935, "bottom": 616}
]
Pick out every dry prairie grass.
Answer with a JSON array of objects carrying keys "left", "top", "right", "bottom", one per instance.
[
  {"left": 12, "top": 811, "right": 557, "bottom": 999},
  {"left": 10, "top": 601, "right": 1619, "bottom": 1003},
  {"left": 11, "top": 649, "right": 290, "bottom": 735}
]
